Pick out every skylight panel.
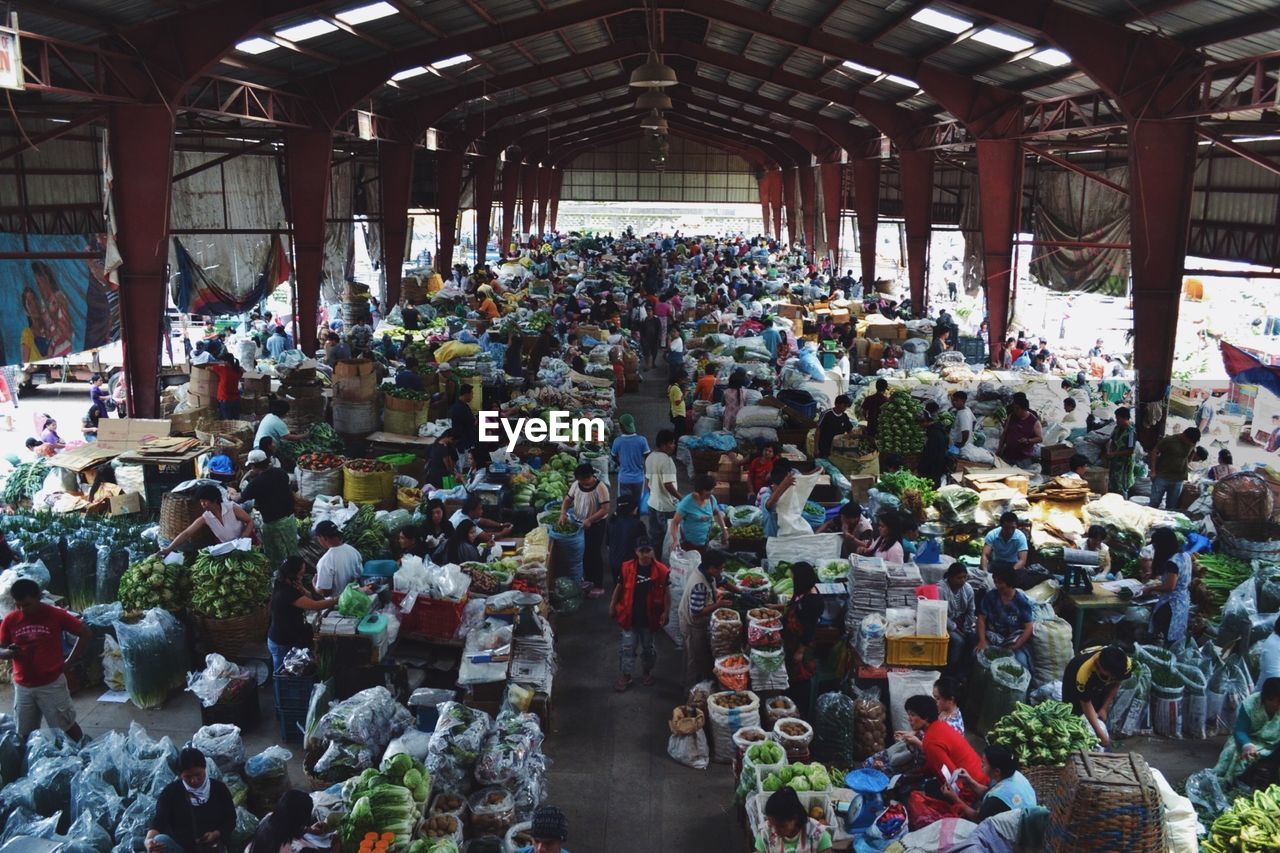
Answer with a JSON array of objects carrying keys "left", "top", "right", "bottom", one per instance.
[
  {"left": 336, "top": 2, "right": 398, "bottom": 25},
  {"left": 276, "top": 19, "right": 339, "bottom": 42},
  {"left": 911, "top": 8, "right": 972, "bottom": 34},
  {"left": 971, "top": 28, "right": 1035, "bottom": 52}
]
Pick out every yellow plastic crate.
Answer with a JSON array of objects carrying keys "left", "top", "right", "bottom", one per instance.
[{"left": 886, "top": 635, "right": 949, "bottom": 667}]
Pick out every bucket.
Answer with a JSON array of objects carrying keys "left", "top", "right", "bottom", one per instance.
[{"left": 332, "top": 398, "right": 380, "bottom": 435}]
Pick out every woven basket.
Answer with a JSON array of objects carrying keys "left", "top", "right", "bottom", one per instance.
[
  {"left": 196, "top": 419, "right": 254, "bottom": 455},
  {"left": 382, "top": 407, "right": 419, "bottom": 437},
  {"left": 1212, "top": 472, "right": 1275, "bottom": 524},
  {"left": 669, "top": 705, "right": 706, "bottom": 736},
  {"left": 1022, "top": 763, "right": 1066, "bottom": 800},
  {"left": 343, "top": 461, "right": 394, "bottom": 508},
  {"left": 197, "top": 607, "right": 269, "bottom": 657},
  {"left": 1216, "top": 520, "right": 1280, "bottom": 561},
  {"left": 1044, "top": 750, "right": 1165, "bottom": 853},
  {"left": 159, "top": 491, "right": 202, "bottom": 540}
]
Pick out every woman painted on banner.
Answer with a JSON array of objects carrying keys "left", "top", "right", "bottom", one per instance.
[
  {"left": 20, "top": 287, "right": 51, "bottom": 362},
  {"left": 83, "top": 235, "right": 118, "bottom": 349},
  {"left": 31, "top": 263, "right": 74, "bottom": 357}
]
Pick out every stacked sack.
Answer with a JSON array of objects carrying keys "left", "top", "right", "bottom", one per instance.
[{"left": 746, "top": 607, "right": 788, "bottom": 692}]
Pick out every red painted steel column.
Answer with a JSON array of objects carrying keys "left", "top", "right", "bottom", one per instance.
[
  {"left": 899, "top": 148, "right": 934, "bottom": 318},
  {"left": 435, "top": 150, "right": 464, "bottom": 275},
  {"left": 820, "top": 161, "right": 843, "bottom": 265},
  {"left": 1130, "top": 118, "right": 1197, "bottom": 415},
  {"left": 500, "top": 160, "right": 519, "bottom": 253},
  {"left": 284, "top": 128, "right": 332, "bottom": 356},
  {"left": 549, "top": 168, "right": 564, "bottom": 232},
  {"left": 536, "top": 166, "right": 552, "bottom": 238},
  {"left": 798, "top": 164, "right": 818, "bottom": 260},
  {"left": 520, "top": 166, "right": 537, "bottom": 244},
  {"left": 852, "top": 158, "right": 881, "bottom": 293},
  {"left": 975, "top": 139, "right": 1023, "bottom": 362},
  {"left": 781, "top": 165, "right": 799, "bottom": 245},
  {"left": 768, "top": 170, "right": 783, "bottom": 242},
  {"left": 108, "top": 104, "right": 175, "bottom": 419},
  {"left": 471, "top": 155, "right": 498, "bottom": 269},
  {"left": 758, "top": 173, "right": 770, "bottom": 236},
  {"left": 378, "top": 141, "right": 413, "bottom": 309}
]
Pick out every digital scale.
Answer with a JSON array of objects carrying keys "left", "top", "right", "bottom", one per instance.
[{"left": 1061, "top": 547, "right": 1100, "bottom": 595}]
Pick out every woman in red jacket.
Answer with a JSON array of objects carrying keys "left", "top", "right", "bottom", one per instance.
[
  {"left": 610, "top": 537, "right": 670, "bottom": 692},
  {"left": 902, "top": 694, "right": 989, "bottom": 826}
]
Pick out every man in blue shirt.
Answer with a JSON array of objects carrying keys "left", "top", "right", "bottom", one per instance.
[
  {"left": 981, "top": 512, "right": 1029, "bottom": 572},
  {"left": 449, "top": 383, "right": 478, "bottom": 451},
  {"left": 395, "top": 357, "right": 425, "bottom": 392},
  {"left": 266, "top": 326, "right": 290, "bottom": 359},
  {"left": 610, "top": 413, "right": 649, "bottom": 507}
]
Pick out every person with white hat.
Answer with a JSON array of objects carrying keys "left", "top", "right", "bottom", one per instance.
[{"left": 237, "top": 448, "right": 297, "bottom": 567}]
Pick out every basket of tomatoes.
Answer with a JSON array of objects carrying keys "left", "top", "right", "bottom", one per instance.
[{"left": 296, "top": 453, "right": 345, "bottom": 499}]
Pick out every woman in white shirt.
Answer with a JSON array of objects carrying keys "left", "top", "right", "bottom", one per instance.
[{"left": 161, "top": 484, "right": 254, "bottom": 555}]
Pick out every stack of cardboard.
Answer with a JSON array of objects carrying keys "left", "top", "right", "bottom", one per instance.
[
  {"left": 713, "top": 452, "right": 749, "bottom": 504},
  {"left": 279, "top": 362, "right": 326, "bottom": 432},
  {"left": 240, "top": 372, "right": 271, "bottom": 418}
]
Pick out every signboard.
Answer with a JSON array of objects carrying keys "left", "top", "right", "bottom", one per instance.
[
  {"left": 0, "top": 21, "right": 23, "bottom": 91},
  {"left": 0, "top": 234, "right": 120, "bottom": 367}
]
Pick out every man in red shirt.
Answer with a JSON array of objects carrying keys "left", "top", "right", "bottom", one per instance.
[
  {"left": 0, "top": 578, "right": 93, "bottom": 740},
  {"left": 206, "top": 353, "right": 244, "bottom": 420},
  {"left": 609, "top": 538, "right": 670, "bottom": 692}
]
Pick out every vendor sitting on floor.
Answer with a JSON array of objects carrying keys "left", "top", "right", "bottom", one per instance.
[
  {"left": 161, "top": 484, "right": 254, "bottom": 556},
  {"left": 940, "top": 743, "right": 1036, "bottom": 822},
  {"left": 864, "top": 676, "right": 964, "bottom": 776},
  {"left": 905, "top": 693, "right": 987, "bottom": 800},
  {"left": 1215, "top": 677, "right": 1280, "bottom": 791},
  {"left": 976, "top": 566, "right": 1034, "bottom": 672},
  {"left": 980, "top": 512, "right": 1029, "bottom": 574},
  {"left": 815, "top": 500, "right": 871, "bottom": 557},
  {"left": 754, "top": 788, "right": 832, "bottom": 853},
  {"left": 146, "top": 747, "right": 236, "bottom": 853},
  {"left": 746, "top": 441, "right": 780, "bottom": 496},
  {"left": 1062, "top": 645, "right": 1130, "bottom": 749}
]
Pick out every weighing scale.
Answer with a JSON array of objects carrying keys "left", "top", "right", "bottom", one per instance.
[
  {"left": 1061, "top": 547, "right": 1099, "bottom": 595},
  {"left": 513, "top": 592, "right": 544, "bottom": 636},
  {"left": 843, "top": 768, "right": 890, "bottom": 834}
]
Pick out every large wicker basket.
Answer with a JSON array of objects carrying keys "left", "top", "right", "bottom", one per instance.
[
  {"left": 159, "top": 491, "right": 202, "bottom": 540},
  {"left": 1022, "top": 763, "right": 1066, "bottom": 801},
  {"left": 197, "top": 607, "right": 269, "bottom": 657},
  {"left": 1043, "top": 750, "right": 1165, "bottom": 853},
  {"left": 196, "top": 419, "right": 255, "bottom": 455},
  {"left": 1216, "top": 520, "right": 1280, "bottom": 562}
]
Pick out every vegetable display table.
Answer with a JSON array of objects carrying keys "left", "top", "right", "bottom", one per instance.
[{"left": 1064, "top": 587, "right": 1131, "bottom": 653}]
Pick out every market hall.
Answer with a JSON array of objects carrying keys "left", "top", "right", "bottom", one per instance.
[{"left": 2, "top": 0, "right": 1280, "bottom": 850}]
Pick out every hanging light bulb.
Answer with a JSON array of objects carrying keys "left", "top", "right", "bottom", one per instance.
[
  {"left": 640, "top": 109, "right": 668, "bottom": 132},
  {"left": 630, "top": 50, "right": 678, "bottom": 88},
  {"left": 635, "top": 90, "right": 672, "bottom": 110}
]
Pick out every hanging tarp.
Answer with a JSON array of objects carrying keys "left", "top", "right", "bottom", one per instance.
[
  {"left": 1030, "top": 166, "right": 1130, "bottom": 295},
  {"left": 0, "top": 233, "right": 119, "bottom": 365},
  {"left": 173, "top": 235, "right": 291, "bottom": 316},
  {"left": 324, "top": 160, "right": 356, "bottom": 303}
]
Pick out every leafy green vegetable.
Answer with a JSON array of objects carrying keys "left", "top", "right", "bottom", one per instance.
[
  {"left": 988, "top": 701, "right": 1099, "bottom": 766},
  {"left": 119, "top": 553, "right": 193, "bottom": 612},
  {"left": 189, "top": 548, "right": 272, "bottom": 619},
  {"left": 3, "top": 462, "right": 48, "bottom": 504}
]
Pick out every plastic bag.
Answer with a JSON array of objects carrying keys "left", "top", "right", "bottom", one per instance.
[
  {"left": 230, "top": 806, "right": 259, "bottom": 852},
  {"left": 102, "top": 635, "right": 125, "bottom": 692},
  {"left": 70, "top": 759, "right": 123, "bottom": 831},
  {"left": 1184, "top": 768, "right": 1231, "bottom": 824},
  {"left": 970, "top": 649, "right": 1030, "bottom": 736},
  {"left": 337, "top": 583, "right": 374, "bottom": 620},
  {"left": 887, "top": 669, "right": 943, "bottom": 735},
  {"left": 1176, "top": 661, "right": 1209, "bottom": 739},
  {"left": 185, "top": 653, "right": 245, "bottom": 708},
  {"left": 244, "top": 746, "right": 292, "bottom": 813},
  {"left": 813, "top": 692, "right": 857, "bottom": 766},
  {"left": 468, "top": 787, "right": 516, "bottom": 837},
  {"left": 114, "top": 608, "right": 188, "bottom": 709},
  {"left": 1, "top": 808, "right": 61, "bottom": 847},
  {"left": 426, "top": 702, "right": 492, "bottom": 794},
  {"left": 63, "top": 810, "right": 113, "bottom": 853},
  {"left": 114, "top": 794, "right": 156, "bottom": 851},
  {"left": 191, "top": 723, "right": 246, "bottom": 775},
  {"left": 474, "top": 711, "right": 543, "bottom": 787},
  {"left": 668, "top": 730, "right": 710, "bottom": 769},
  {"left": 65, "top": 539, "right": 98, "bottom": 611},
  {"left": 383, "top": 729, "right": 434, "bottom": 765},
  {"left": 96, "top": 546, "right": 130, "bottom": 605},
  {"left": 1208, "top": 652, "right": 1253, "bottom": 735}
]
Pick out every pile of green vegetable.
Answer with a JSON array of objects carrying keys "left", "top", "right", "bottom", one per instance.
[
  {"left": 345, "top": 504, "right": 390, "bottom": 561},
  {"left": 817, "top": 560, "right": 849, "bottom": 582},
  {"left": 381, "top": 383, "right": 430, "bottom": 401},
  {"left": 1199, "top": 554, "right": 1253, "bottom": 608},
  {"left": 281, "top": 422, "right": 345, "bottom": 466},
  {"left": 1202, "top": 784, "right": 1280, "bottom": 852},
  {"left": 875, "top": 392, "right": 926, "bottom": 456},
  {"left": 514, "top": 452, "right": 578, "bottom": 507},
  {"left": 745, "top": 741, "right": 784, "bottom": 766},
  {"left": 729, "top": 523, "right": 764, "bottom": 540},
  {"left": 876, "top": 470, "right": 937, "bottom": 520},
  {"left": 340, "top": 753, "right": 432, "bottom": 850},
  {"left": 760, "top": 762, "right": 832, "bottom": 792},
  {"left": 3, "top": 461, "right": 48, "bottom": 504},
  {"left": 190, "top": 548, "right": 272, "bottom": 619},
  {"left": 119, "top": 554, "right": 193, "bottom": 612},
  {"left": 988, "top": 701, "right": 1100, "bottom": 766}
]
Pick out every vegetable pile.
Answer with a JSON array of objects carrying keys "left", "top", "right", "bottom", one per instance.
[
  {"left": 1198, "top": 554, "right": 1253, "bottom": 608},
  {"left": 297, "top": 452, "right": 344, "bottom": 471},
  {"left": 817, "top": 560, "right": 849, "bottom": 583},
  {"left": 347, "top": 458, "right": 393, "bottom": 474},
  {"left": 760, "top": 763, "right": 832, "bottom": 792},
  {"left": 346, "top": 504, "right": 391, "bottom": 561},
  {"left": 1202, "top": 784, "right": 1280, "bottom": 853},
  {"left": 283, "top": 423, "right": 345, "bottom": 464},
  {"left": 875, "top": 392, "right": 925, "bottom": 456},
  {"left": 745, "top": 741, "right": 784, "bottom": 766},
  {"left": 3, "top": 461, "right": 48, "bottom": 504},
  {"left": 875, "top": 470, "right": 937, "bottom": 520},
  {"left": 119, "top": 554, "right": 193, "bottom": 612},
  {"left": 988, "top": 701, "right": 1100, "bottom": 766},
  {"left": 729, "top": 523, "right": 764, "bottom": 540},
  {"left": 381, "top": 383, "right": 430, "bottom": 401},
  {"left": 340, "top": 753, "right": 432, "bottom": 850},
  {"left": 514, "top": 452, "right": 577, "bottom": 507},
  {"left": 189, "top": 548, "right": 272, "bottom": 619}
]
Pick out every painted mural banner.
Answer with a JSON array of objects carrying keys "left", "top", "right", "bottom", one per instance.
[{"left": 0, "top": 234, "right": 119, "bottom": 366}]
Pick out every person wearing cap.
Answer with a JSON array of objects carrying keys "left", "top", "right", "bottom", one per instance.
[
  {"left": 610, "top": 414, "right": 649, "bottom": 507},
  {"left": 1061, "top": 645, "right": 1130, "bottom": 748},
  {"left": 237, "top": 449, "right": 298, "bottom": 568},
  {"left": 610, "top": 537, "right": 670, "bottom": 692},
  {"left": 312, "top": 520, "right": 365, "bottom": 598},
  {"left": 516, "top": 805, "right": 572, "bottom": 853}
]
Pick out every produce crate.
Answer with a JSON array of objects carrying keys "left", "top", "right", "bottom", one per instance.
[
  {"left": 200, "top": 682, "right": 261, "bottom": 732},
  {"left": 273, "top": 673, "right": 316, "bottom": 744},
  {"left": 392, "top": 590, "right": 468, "bottom": 639},
  {"left": 885, "top": 635, "right": 949, "bottom": 667}
]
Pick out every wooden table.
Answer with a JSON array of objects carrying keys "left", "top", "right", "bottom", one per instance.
[{"left": 1064, "top": 587, "right": 1129, "bottom": 653}]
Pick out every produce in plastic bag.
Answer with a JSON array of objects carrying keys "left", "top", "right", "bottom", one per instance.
[
  {"left": 186, "top": 654, "right": 248, "bottom": 708},
  {"left": 62, "top": 810, "right": 113, "bottom": 853},
  {"left": 1184, "top": 768, "right": 1231, "bottom": 824},
  {"left": 0, "top": 808, "right": 61, "bottom": 847},
  {"left": 714, "top": 654, "right": 750, "bottom": 692},
  {"left": 426, "top": 702, "right": 493, "bottom": 793},
  {"left": 114, "top": 794, "right": 157, "bottom": 850},
  {"left": 95, "top": 546, "right": 130, "bottom": 605},
  {"left": 191, "top": 723, "right": 246, "bottom": 775},
  {"left": 709, "top": 608, "right": 742, "bottom": 658},
  {"left": 310, "top": 687, "right": 413, "bottom": 781},
  {"left": 812, "top": 692, "right": 857, "bottom": 766},
  {"left": 101, "top": 635, "right": 125, "bottom": 692},
  {"left": 65, "top": 539, "right": 98, "bottom": 612},
  {"left": 474, "top": 711, "right": 544, "bottom": 787},
  {"left": 338, "top": 583, "right": 374, "bottom": 620},
  {"left": 230, "top": 806, "right": 259, "bottom": 852},
  {"left": 852, "top": 685, "right": 887, "bottom": 759},
  {"left": 468, "top": 787, "right": 516, "bottom": 836},
  {"left": 70, "top": 758, "right": 123, "bottom": 830},
  {"left": 969, "top": 650, "right": 1030, "bottom": 736},
  {"left": 113, "top": 608, "right": 189, "bottom": 709},
  {"left": 1176, "top": 661, "right": 1210, "bottom": 739},
  {"left": 244, "top": 746, "right": 292, "bottom": 814}
]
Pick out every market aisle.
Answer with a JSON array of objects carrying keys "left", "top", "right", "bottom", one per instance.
[{"left": 544, "top": 367, "right": 747, "bottom": 852}]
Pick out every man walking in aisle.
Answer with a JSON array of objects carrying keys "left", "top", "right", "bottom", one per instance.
[{"left": 610, "top": 538, "right": 669, "bottom": 692}]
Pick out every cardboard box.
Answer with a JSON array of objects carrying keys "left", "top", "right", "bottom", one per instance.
[
  {"left": 775, "top": 303, "right": 803, "bottom": 320},
  {"left": 109, "top": 492, "right": 144, "bottom": 516},
  {"left": 97, "top": 418, "right": 171, "bottom": 451},
  {"left": 847, "top": 475, "right": 875, "bottom": 505}
]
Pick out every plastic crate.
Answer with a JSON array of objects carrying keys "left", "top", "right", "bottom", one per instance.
[
  {"left": 392, "top": 590, "right": 468, "bottom": 639},
  {"left": 273, "top": 673, "right": 315, "bottom": 744},
  {"left": 885, "top": 635, "right": 949, "bottom": 667}
]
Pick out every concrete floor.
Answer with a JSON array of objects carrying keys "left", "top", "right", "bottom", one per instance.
[{"left": 0, "top": 364, "right": 1228, "bottom": 848}]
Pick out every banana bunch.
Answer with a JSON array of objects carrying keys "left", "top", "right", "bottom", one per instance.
[{"left": 1203, "top": 785, "right": 1280, "bottom": 852}]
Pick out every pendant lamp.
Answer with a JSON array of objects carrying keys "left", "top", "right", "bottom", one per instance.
[{"left": 630, "top": 50, "right": 678, "bottom": 88}]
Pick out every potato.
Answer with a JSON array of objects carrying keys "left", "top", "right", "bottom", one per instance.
[{"left": 809, "top": 806, "right": 825, "bottom": 820}]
